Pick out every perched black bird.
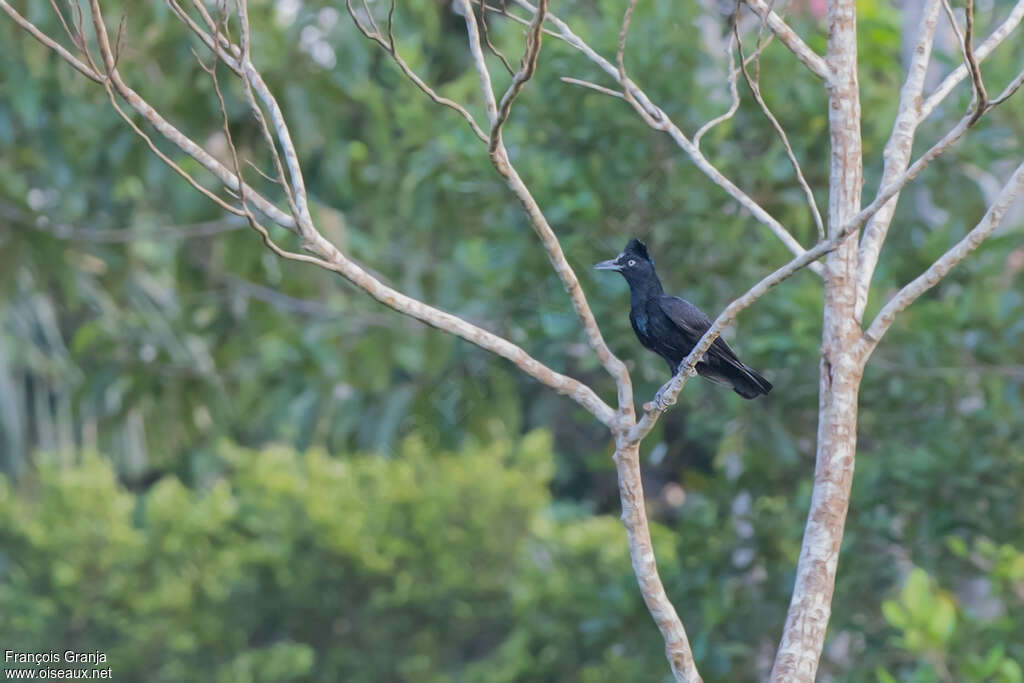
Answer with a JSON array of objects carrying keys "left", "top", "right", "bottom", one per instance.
[{"left": 594, "top": 239, "right": 772, "bottom": 399}]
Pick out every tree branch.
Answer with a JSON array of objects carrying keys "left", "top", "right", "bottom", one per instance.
[
  {"left": 345, "top": 0, "right": 488, "bottom": 142},
  {"left": 454, "top": 0, "right": 634, "bottom": 411},
  {"left": 2, "top": 0, "right": 620, "bottom": 428},
  {"left": 613, "top": 440, "right": 703, "bottom": 683},
  {"left": 735, "top": 19, "right": 825, "bottom": 240},
  {"left": 919, "top": 0, "right": 1024, "bottom": 122},
  {"left": 0, "top": 0, "right": 101, "bottom": 82},
  {"left": 490, "top": 0, "right": 548, "bottom": 152},
  {"left": 560, "top": 76, "right": 624, "bottom": 98},
  {"left": 941, "top": 0, "right": 988, "bottom": 123},
  {"left": 75, "top": 0, "right": 298, "bottom": 231},
  {"left": 742, "top": 0, "right": 830, "bottom": 81},
  {"left": 844, "top": 63, "right": 1024, "bottom": 251},
  {"left": 507, "top": 0, "right": 824, "bottom": 275},
  {"left": 859, "top": 159, "right": 1024, "bottom": 358},
  {"left": 854, "top": 0, "right": 941, "bottom": 321}
]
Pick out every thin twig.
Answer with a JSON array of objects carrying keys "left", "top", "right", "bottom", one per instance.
[
  {"left": 735, "top": 17, "right": 825, "bottom": 239},
  {"left": 617, "top": 0, "right": 664, "bottom": 129},
  {"left": 345, "top": 0, "right": 488, "bottom": 142},
  {"left": 942, "top": 0, "right": 988, "bottom": 123},
  {"left": 693, "top": 32, "right": 775, "bottom": 148},
  {"left": 474, "top": 0, "right": 564, "bottom": 39},
  {"left": 509, "top": 0, "right": 823, "bottom": 275},
  {"left": 490, "top": 0, "right": 548, "bottom": 153},
  {"left": 859, "top": 159, "right": 1024, "bottom": 357},
  {"left": 0, "top": 0, "right": 101, "bottom": 82},
  {"left": 853, "top": 0, "right": 942, "bottom": 321},
  {"left": 963, "top": 0, "right": 989, "bottom": 122},
  {"left": 560, "top": 76, "right": 624, "bottom": 98},
  {"left": 694, "top": 34, "right": 741, "bottom": 149},
  {"left": 478, "top": 0, "right": 515, "bottom": 76},
  {"left": 921, "top": 0, "right": 1024, "bottom": 121},
  {"left": 741, "top": 0, "right": 830, "bottom": 81}
]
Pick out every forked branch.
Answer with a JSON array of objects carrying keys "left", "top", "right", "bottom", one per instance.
[
  {"left": 742, "top": 0, "right": 829, "bottom": 81},
  {"left": 854, "top": 0, "right": 942, "bottom": 320},
  {"left": 859, "top": 159, "right": 1024, "bottom": 356},
  {"left": 505, "top": 0, "right": 824, "bottom": 275},
  {"left": 1, "top": 0, "right": 618, "bottom": 428}
]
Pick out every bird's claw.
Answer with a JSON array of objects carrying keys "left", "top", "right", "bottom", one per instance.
[
  {"left": 647, "top": 388, "right": 677, "bottom": 413},
  {"left": 676, "top": 362, "right": 698, "bottom": 378}
]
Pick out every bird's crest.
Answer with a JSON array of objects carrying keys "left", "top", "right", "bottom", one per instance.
[{"left": 624, "top": 238, "right": 652, "bottom": 264}]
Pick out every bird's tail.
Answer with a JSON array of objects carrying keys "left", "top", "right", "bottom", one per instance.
[{"left": 731, "top": 364, "right": 773, "bottom": 399}]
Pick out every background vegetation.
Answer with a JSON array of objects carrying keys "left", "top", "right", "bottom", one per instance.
[{"left": 1, "top": 0, "right": 1022, "bottom": 680}]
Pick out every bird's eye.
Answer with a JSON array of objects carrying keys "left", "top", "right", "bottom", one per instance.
[{"left": 627, "top": 259, "right": 636, "bottom": 267}]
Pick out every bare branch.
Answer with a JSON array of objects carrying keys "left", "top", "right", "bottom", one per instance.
[
  {"left": 474, "top": 0, "right": 563, "bottom": 39},
  {"left": 941, "top": 0, "right": 988, "bottom": 123},
  {"left": 613, "top": 439, "right": 704, "bottom": 683},
  {"left": 920, "top": 0, "right": 1024, "bottom": 121},
  {"left": 849, "top": 56, "right": 1024, "bottom": 247},
  {"left": 102, "top": 80, "right": 246, "bottom": 219},
  {"left": 987, "top": 66, "right": 1024, "bottom": 108},
  {"left": 616, "top": 0, "right": 662, "bottom": 129},
  {"left": 560, "top": 76, "right": 624, "bottom": 99},
  {"left": 693, "top": 34, "right": 741, "bottom": 149},
  {"left": 735, "top": 20, "right": 825, "bottom": 239},
  {"left": 345, "top": 0, "right": 488, "bottom": 142},
  {"left": 693, "top": 32, "right": 775, "bottom": 149},
  {"left": 455, "top": 0, "right": 634, "bottom": 410},
  {"left": 859, "top": 159, "right": 1024, "bottom": 357},
  {"left": 3, "top": 0, "right": 619, "bottom": 428},
  {"left": 963, "top": 0, "right": 988, "bottom": 121},
  {"left": 0, "top": 0, "right": 101, "bottom": 82},
  {"left": 854, "top": 0, "right": 942, "bottom": 321},
  {"left": 490, "top": 0, "right": 548, "bottom": 152},
  {"left": 16, "top": 0, "right": 299, "bottom": 230},
  {"left": 742, "top": 0, "right": 830, "bottom": 81},
  {"left": 459, "top": 0, "right": 500, "bottom": 125},
  {"left": 509, "top": 0, "right": 823, "bottom": 275},
  {"left": 477, "top": 0, "right": 516, "bottom": 76}
]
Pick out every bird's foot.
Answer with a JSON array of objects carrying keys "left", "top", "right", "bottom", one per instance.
[
  {"left": 676, "top": 362, "right": 698, "bottom": 378},
  {"left": 645, "top": 387, "right": 678, "bottom": 413}
]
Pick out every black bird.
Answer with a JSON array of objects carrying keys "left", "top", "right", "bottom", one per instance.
[{"left": 594, "top": 239, "right": 772, "bottom": 399}]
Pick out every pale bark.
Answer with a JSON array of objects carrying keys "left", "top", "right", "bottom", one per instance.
[
  {"left": 854, "top": 0, "right": 941, "bottom": 321},
  {"left": 743, "top": 0, "right": 830, "bottom": 81},
  {"left": 614, "top": 441, "right": 702, "bottom": 682},
  {"left": 7, "top": 2, "right": 1024, "bottom": 682},
  {"left": 770, "top": 1, "right": 864, "bottom": 680},
  {"left": 860, "top": 159, "right": 1024, "bottom": 357},
  {"left": 511, "top": 0, "right": 824, "bottom": 274}
]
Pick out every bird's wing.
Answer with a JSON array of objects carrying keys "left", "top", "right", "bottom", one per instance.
[{"left": 657, "top": 296, "right": 743, "bottom": 364}]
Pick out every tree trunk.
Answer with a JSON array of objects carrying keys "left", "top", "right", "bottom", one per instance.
[
  {"left": 770, "top": 1, "right": 865, "bottom": 679},
  {"left": 613, "top": 441, "right": 702, "bottom": 683}
]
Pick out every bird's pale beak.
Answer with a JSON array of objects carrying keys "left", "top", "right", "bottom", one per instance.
[{"left": 593, "top": 258, "right": 622, "bottom": 271}]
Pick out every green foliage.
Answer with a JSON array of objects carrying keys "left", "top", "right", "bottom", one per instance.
[
  {"left": 0, "top": 433, "right": 676, "bottom": 682},
  {"left": 2, "top": 0, "right": 1024, "bottom": 680},
  {"left": 881, "top": 568, "right": 957, "bottom": 653},
  {"left": 877, "top": 564, "right": 1024, "bottom": 683}
]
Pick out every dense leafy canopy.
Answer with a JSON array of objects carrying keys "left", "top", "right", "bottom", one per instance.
[{"left": 1, "top": 0, "right": 1022, "bottom": 680}]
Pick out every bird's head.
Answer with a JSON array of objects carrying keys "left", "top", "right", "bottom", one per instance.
[{"left": 594, "top": 238, "right": 656, "bottom": 286}]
